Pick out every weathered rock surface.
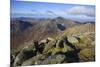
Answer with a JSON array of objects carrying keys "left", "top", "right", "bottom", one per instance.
[{"left": 78, "top": 48, "right": 95, "bottom": 62}]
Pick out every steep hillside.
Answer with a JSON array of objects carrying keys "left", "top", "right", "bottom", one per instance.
[{"left": 11, "top": 17, "right": 80, "bottom": 51}]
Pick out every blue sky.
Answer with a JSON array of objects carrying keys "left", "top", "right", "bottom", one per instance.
[{"left": 11, "top": 0, "right": 95, "bottom": 22}]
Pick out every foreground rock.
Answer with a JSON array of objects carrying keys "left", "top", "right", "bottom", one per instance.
[
  {"left": 13, "top": 41, "right": 37, "bottom": 66},
  {"left": 78, "top": 48, "right": 95, "bottom": 62}
]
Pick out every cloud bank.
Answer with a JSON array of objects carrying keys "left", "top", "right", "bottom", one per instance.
[{"left": 67, "top": 6, "right": 95, "bottom": 17}]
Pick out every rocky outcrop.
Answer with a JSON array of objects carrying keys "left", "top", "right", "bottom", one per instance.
[
  {"left": 78, "top": 48, "right": 95, "bottom": 62},
  {"left": 13, "top": 42, "right": 37, "bottom": 66},
  {"left": 11, "top": 24, "right": 95, "bottom": 67}
]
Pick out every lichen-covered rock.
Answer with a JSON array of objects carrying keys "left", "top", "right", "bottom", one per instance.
[
  {"left": 39, "top": 37, "right": 54, "bottom": 44},
  {"left": 67, "top": 36, "right": 79, "bottom": 44},
  {"left": 62, "top": 43, "right": 74, "bottom": 53},
  {"left": 51, "top": 44, "right": 74, "bottom": 55},
  {"left": 43, "top": 40, "right": 56, "bottom": 53},
  {"left": 56, "top": 36, "right": 67, "bottom": 48},
  {"left": 50, "top": 36, "right": 76, "bottom": 55},
  {"left": 22, "top": 53, "right": 66, "bottom": 65},
  {"left": 37, "top": 54, "right": 66, "bottom": 64},
  {"left": 13, "top": 43, "right": 37, "bottom": 66},
  {"left": 51, "top": 47, "right": 63, "bottom": 55},
  {"left": 72, "top": 32, "right": 95, "bottom": 49},
  {"left": 22, "top": 54, "right": 43, "bottom": 66},
  {"left": 78, "top": 48, "right": 95, "bottom": 62}
]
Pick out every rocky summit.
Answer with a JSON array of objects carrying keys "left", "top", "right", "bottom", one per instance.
[{"left": 10, "top": 23, "right": 95, "bottom": 67}]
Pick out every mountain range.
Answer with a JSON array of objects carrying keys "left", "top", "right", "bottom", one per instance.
[
  {"left": 11, "top": 16, "right": 95, "bottom": 53},
  {"left": 11, "top": 17, "right": 95, "bottom": 66}
]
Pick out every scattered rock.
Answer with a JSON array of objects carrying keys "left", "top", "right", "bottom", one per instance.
[
  {"left": 37, "top": 54, "right": 66, "bottom": 64},
  {"left": 43, "top": 40, "right": 56, "bottom": 53},
  {"left": 67, "top": 36, "right": 79, "bottom": 44},
  {"left": 40, "top": 37, "right": 54, "bottom": 44},
  {"left": 22, "top": 54, "right": 43, "bottom": 66}
]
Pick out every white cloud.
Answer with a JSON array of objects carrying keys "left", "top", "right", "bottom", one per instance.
[{"left": 67, "top": 6, "right": 95, "bottom": 17}]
